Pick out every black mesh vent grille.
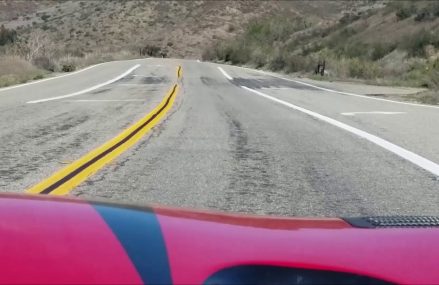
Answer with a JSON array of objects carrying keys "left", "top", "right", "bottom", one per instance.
[{"left": 345, "top": 216, "right": 439, "bottom": 228}]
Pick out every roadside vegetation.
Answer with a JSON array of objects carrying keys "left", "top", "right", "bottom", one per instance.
[
  {"left": 0, "top": 25, "right": 138, "bottom": 88},
  {"left": 203, "top": 1, "right": 439, "bottom": 104},
  {"left": 0, "top": 0, "right": 301, "bottom": 88}
]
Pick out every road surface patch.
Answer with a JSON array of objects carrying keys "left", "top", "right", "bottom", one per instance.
[
  {"left": 241, "top": 86, "right": 439, "bottom": 177},
  {"left": 341, "top": 112, "right": 405, "bottom": 116},
  {"left": 26, "top": 64, "right": 141, "bottom": 104},
  {"left": 26, "top": 66, "right": 182, "bottom": 195}
]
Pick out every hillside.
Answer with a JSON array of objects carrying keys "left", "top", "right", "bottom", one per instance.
[
  {"left": 203, "top": 1, "right": 439, "bottom": 103},
  {"left": 0, "top": 0, "right": 370, "bottom": 58}
]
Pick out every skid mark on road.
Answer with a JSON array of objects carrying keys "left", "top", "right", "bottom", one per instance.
[{"left": 222, "top": 110, "right": 276, "bottom": 212}]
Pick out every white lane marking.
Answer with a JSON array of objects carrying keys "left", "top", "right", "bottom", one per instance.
[
  {"left": 241, "top": 86, "right": 439, "bottom": 176},
  {"left": 118, "top": 83, "right": 150, "bottom": 86},
  {"left": 217, "top": 67, "right": 233, "bottom": 80},
  {"left": 261, "top": 87, "right": 291, "bottom": 90},
  {"left": 27, "top": 64, "right": 141, "bottom": 104},
  {"left": 0, "top": 63, "right": 104, "bottom": 93},
  {"left": 65, "top": 99, "right": 145, "bottom": 102},
  {"left": 341, "top": 111, "right": 405, "bottom": 116},
  {"left": 226, "top": 64, "right": 439, "bottom": 109}
]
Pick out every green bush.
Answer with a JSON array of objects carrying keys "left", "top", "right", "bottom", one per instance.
[
  {"left": 400, "top": 29, "right": 439, "bottom": 57},
  {"left": 371, "top": 43, "right": 396, "bottom": 60},
  {"left": 33, "top": 56, "right": 55, "bottom": 72},
  {"left": 395, "top": 2, "right": 416, "bottom": 20},
  {"left": 249, "top": 48, "right": 267, "bottom": 68},
  {"left": 285, "top": 55, "right": 313, "bottom": 73},
  {"left": 348, "top": 58, "right": 381, "bottom": 79},
  {"left": 62, "top": 64, "right": 75, "bottom": 72},
  {"left": 340, "top": 42, "right": 370, "bottom": 59},
  {"left": 40, "top": 14, "right": 51, "bottom": 22},
  {"left": 267, "top": 50, "right": 286, "bottom": 71},
  {"left": 339, "top": 13, "right": 361, "bottom": 25},
  {"left": 0, "top": 25, "right": 16, "bottom": 46}
]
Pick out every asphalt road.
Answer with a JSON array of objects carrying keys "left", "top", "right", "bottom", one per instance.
[{"left": 1, "top": 58, "right": 438, "bottom": 217}]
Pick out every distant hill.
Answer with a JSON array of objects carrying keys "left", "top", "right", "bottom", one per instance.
[{"left": 0, "top": 0, "right": 371, "bottom": 58}]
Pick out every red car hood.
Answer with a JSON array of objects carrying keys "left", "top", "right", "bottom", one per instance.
[{"left": 0, "top": 193, "right": 437, "bottom": 284}]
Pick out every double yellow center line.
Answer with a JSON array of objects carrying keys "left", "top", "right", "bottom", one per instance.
[{"left": 27, "top": 65, "right": 182, "bottom": 195}]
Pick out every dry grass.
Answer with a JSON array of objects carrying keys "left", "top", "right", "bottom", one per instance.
[{"left": 0, "top": 55, "right": 45, "bottom": 87}]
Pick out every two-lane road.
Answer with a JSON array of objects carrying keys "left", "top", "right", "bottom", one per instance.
[{"left": 1, "top": 58, "right": 438, "bottom": 216}]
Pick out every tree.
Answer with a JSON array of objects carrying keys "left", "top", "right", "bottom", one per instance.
[{"left": 23, "top": 30, "right": 51, "bottom": 61}]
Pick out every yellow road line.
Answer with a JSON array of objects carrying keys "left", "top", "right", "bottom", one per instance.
[
  {"left": 177, "top": 65, "right": 182, "bottom": 79},
  {"left": 26, "top": 66, "right": 182, "bottom": 195}
]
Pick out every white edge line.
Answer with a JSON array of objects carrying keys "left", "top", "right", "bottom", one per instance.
[
  {"left": 241, "top": 86, "right": 439, "bottom": 176},
  {"left": 0, "top": 63, "right": 103, "bottom": 93},
  {"left": 65, "top": 99, "right": 145, "bottom": 102},
  {"left": 0, "top": 58, "right": 147, "bottom": 93},
  {"left": 27, "top": 64, "right": 141, "bottom": 104},
  {"left": 217, "top": 66, "right": 233, "bottom": 80},
  {"left": 226, "top": 64, "right": 439, "bottom": 109}
]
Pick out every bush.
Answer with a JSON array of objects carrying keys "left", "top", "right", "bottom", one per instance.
[
  {"left": 339, "top": 13, "right": 361, "bottom": 25},
  {"left": 62, "top": 64, "right": 75, "bottom": 72},
  {"left": 33, "top": 56, "right": 55, "bottom": 71},
  {"left": 40, "top": 14, "right": 51, "bottom": 21},
  {"left": 267, "top": 50, "right": 286, "bottom": 71},
  {"left": 371, "top": 43, "right": 396, "bottom": 60},
  {"left": 400, "top": 29, "right": 439, "bottom": 57},
  {"left": 395, "top": 2, "right": 415, "bottom": 20},
  {"left": 285, "top": 55, "right": 313, "bottom": 73},
  {"left": 348, "top": 58, "right": 381, "bottom": 79},
  {"left": 0, "top": 25, "right": 17, "bottom": 46},
  {"left": 250, "top": 48, "right": 267, "bottom": 68},
  {"left": 340, "top": 42, "right": 370, "bottom": 59},
  {"left": 141, "top": 44, "right": 161, "bottom": 57}
]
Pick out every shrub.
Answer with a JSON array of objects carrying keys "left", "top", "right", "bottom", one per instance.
[
  {"left": 339, "top": 13, "right": 361, "bottom": 25},
  {"left": 348, "top": 58, "right": 381, "bottom": 79},
  {"left": 33, "top": 56, "right": 55, "bottom": 71},
  {"left": 40, "top": 14, "right": 51, "bottom": 22},
  {"left": 141, "top": 45, "right": 161, "bottom": 57},
  {"left": 250, "top": 48, "right": 267, "bottom": 68},
  {"left": 371, "top": 42, "right": 396, "bottom": 60},
  {"left": 0, "top": 25, "right": 17, "bottom": 46},
  {"left": 62, "top": 64, "right": 75, "bottom": 72},
  {"left": 285, "top": 55, "right": 313, "bottom": 73},
  {"left": 340, "top": 42, "right": 370, "bottom": 59},
  {"left": 267, "top": 51, "right": 286, "bottom": 71},
  {"left": 395, "top": 2, "right": 415, "bottom": 20},
  {"left": 400, "top": 29, "right": 439, "bottom": 57}
]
